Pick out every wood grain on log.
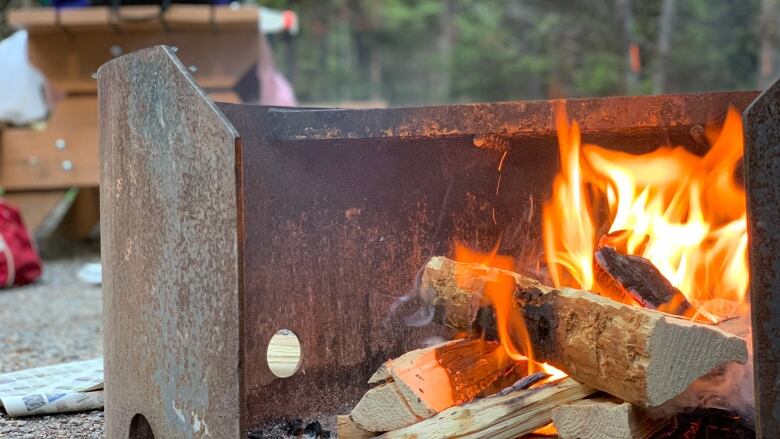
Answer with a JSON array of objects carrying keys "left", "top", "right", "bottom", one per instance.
[
  {"left": 420, "top": 256, "right": 748, "bottom": 406},
  {"left": 378, "top": 377, "right": 595, "bottom": 439},
  {"left": 350, "top": 338, "right": 527, "bottom": 432},
  {"left": 337, "top": 415, "right": 376, "bottom": 439},
  {"left": 552, "top": 396, "right": 668, "bottom": 439}
]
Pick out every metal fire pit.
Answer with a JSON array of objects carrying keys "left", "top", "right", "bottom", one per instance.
[{"left": 98, "top": 45, "right": 776, "bottom": 438}]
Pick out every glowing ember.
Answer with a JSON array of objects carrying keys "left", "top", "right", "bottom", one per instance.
[
  {"left": 533, "top": 422, "right": 559, "bottom": 436},
  {"left": 543, "top": 106, "right": 749, "bottom": 310},
  {"left": 540, "top": 362, "right": 567, "bottom": 381}
]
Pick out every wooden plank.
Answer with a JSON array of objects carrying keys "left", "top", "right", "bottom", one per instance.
[
  {"left": 9, "top": 5, "right": 257, "bottom": 32},
  {"left": 350, "top": 339, "right": 526, "bottom": 432},
  {"left": 379, "top": 378, "right": 595, "bottom": 439},
  {"left": 6, "top": 8, "right": 57, "bottom": 28},
  {"left": 338, "top": 415, "right": 376, "bottom": 439},
  {"left": 1, "top": 97, "right": 99, "bottom": 190},
  {"left": 100, "top": 45, "right": 241, "bottom": 438},
  {"left": 24, "top": 29, "right": 258, "bottom": 94}
]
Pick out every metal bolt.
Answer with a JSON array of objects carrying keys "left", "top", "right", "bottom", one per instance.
[
  {"left": 91, "top": 72, "right": 98, "bottom": 80},
  {"left": 171, "top": 46, "right": 179, "bottom": 53},
  {"left": 55, "top": 139, "right": 66, "bottom": 150},
  {"left": 62, "top": 160, "right": 73, "bottom": 171},
  {"left": 110, "top": 45, "right": 123, "bottom": 57},
  {"left": 188, "top": 65, "right": 198, "bottom": 73}
]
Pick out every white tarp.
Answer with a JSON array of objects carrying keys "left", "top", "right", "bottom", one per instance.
[{"left": 0, "top": 30, "right": 49, "bottom": 125}]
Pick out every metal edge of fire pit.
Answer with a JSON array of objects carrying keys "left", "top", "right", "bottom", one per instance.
[
  {"left": 99, "top": 45, "right": 243, "bottom": 439},
  {"left": 265, "top": 91, "right": 758, "bottom": 142},
  {"left": 744, "top": 78, "right": 780, "bottom": 439}
]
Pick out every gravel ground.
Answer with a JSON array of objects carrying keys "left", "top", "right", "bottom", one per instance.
[{"left": 0, "top": 249, "right": 104, "bottom": 439}]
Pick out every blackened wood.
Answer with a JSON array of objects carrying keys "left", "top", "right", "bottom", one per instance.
[{"left": 594, "top": 245, "right": 692, "bottom": 315}]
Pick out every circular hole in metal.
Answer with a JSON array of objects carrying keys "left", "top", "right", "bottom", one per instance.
[
  {"left": 129, "top": 413, "right": 155, "bottom": 439},
  {"left": 266, "top": 329, "right": 302, "bottom": 378}
]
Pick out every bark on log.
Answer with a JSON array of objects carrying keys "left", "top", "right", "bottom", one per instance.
[
  {"left": 594, "top": 245, "right": 692, "bottom": 316},
  {"left": 349, "top": 338, "right": 527, "bottom": 432},
  {"left": 378, "top": 377, "right": 595, "bottom": 439},
  {"left": 552, "top": 396, "right": 668, "bottom": 439},
  {"left": 420, "top": 256, "right": 748, "bottom": 407}
]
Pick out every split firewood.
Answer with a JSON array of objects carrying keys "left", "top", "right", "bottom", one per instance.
[
  {"left": 594, "top": 244, "right": 693, "bottom": 316},
  {"left": 378, "top": 377, "right": 595, "bottom": 439},
  {"left": 551, "top": 396, "right": 669, "bottom": 439},
  {"left": 420, "top": 256, "right": 748, "bottom": 407},
  {"left": 337, "top": 415, "right": 376, "bottom": 439},
  {"left": 349, "top": 338, "right": 527, "bottom": 432}
]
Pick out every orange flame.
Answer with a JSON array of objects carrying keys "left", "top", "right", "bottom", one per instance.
[
  {"left": 454, "top": 242, "right": 537, "bottom": 372},
  {"left": 453, "top": 243, "right": 569, "bottom": 380},
  {"left": 533, "top": 422, "right": 559, "bottom": 436},
  {"left": 543, "top": 106, "right": 749, "bottom": 310}
]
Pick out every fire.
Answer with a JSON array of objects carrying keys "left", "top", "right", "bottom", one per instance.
[
  {"left": 453, "top": 242, "right": 567, "bottom": 379},
  {"left": 543, "top": 106, "right": 749, "bottom": 309}
]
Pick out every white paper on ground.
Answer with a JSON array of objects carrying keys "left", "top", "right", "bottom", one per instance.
[
  {"left": 0, "top": 358, "right": 104, "bottom": 417},
  {"left": 1, "top": 391, "right": 104, "bottom": 417}
]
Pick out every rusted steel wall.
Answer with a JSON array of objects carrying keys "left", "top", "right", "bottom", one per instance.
[
  {"left": 100, "top": 46, "right": 242, "bottom": 439},
  {"left": 265, "top": 91, "right": 756, "bottom": 145},
  {"left": 745, "top": 80, "right": 780, "bottom": 438},
  {"left": 220, "top": 90, "right": 757, "bottom": 429}
]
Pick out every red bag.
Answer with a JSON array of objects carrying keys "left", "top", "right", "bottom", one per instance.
[{"left": 0, "top": 200, "right": 42, "bottom": 287}]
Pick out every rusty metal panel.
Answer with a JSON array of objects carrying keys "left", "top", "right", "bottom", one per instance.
[
  {"left": 745, "top": 79, "right": 780, "bottom": 438},
  {"left": 99, "top": 46, "right": 242, "bottom": 439},
  {"left": 219, "top": 91, "right": 758, "bottom": 429},
  {"left": 265, "top": 91, "right": 757, "bottom": 144}
]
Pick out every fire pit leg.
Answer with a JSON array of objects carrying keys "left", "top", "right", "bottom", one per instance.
[
  {"left": 744, "top": 77, "right": 780, "bottom": 438},
  {"left": 98, "top": 46, "right": 242, "bottom": 438}
]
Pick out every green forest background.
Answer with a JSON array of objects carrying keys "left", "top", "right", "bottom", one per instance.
[
  {"left": 2, "top": 0, "right": 778, "bottom": 106},
  {"left": 259, "top": 0, "right": 779, "bottom": 106}
]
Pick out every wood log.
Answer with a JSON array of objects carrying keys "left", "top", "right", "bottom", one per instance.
[
  {"left": 378, "top": 377, "right": 595, "bottom": 439},
  {"left": 552, "top": 396, "right": 669, "bottom": 439},
  {"left": 594, "top": 244, "right": 693, "bottom": 316},
  {"left": 337, "top": 415, "right": 376, "bottom": 439},
  {"left": 349, "top": 338, "right": 527, "bottom": 432},
  {"left": 420, "top": 256, "right": 748, "bottom": 407}
]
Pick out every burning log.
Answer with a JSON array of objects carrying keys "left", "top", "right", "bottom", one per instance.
[
  {"left": 594, "top": 244, "right": 693, "bottom": 316},
  {"left": 349, "top": 338, "right": 527, "bottom": 432},
  {"left": 378, "top": 376, "right": 595, "bottom": 439},
  {"left": 551, "top": 396, "right": 669, "bottom": 439},
  {"left": 420, "top": 256, "right": 748, "bottom": 407}
]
